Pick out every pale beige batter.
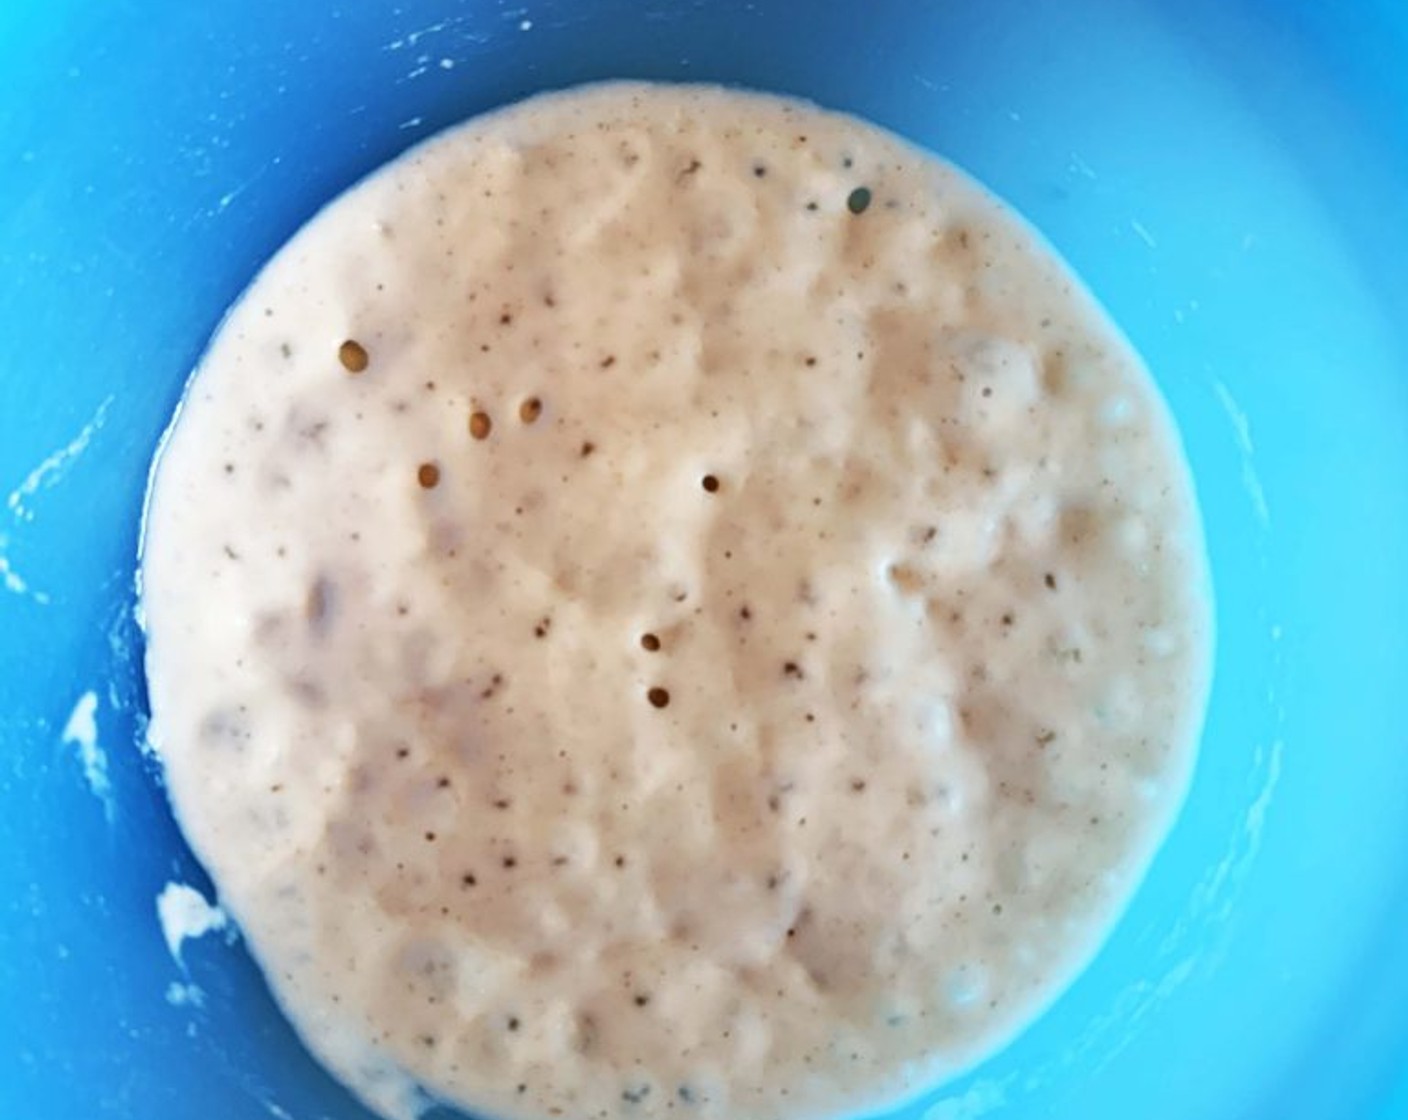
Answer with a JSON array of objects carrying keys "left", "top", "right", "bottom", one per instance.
[{"left": 141, "top": 83, "right": 1211, "bottom": 1120}]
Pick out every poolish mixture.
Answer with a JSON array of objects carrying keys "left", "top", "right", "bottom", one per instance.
[{"left": 141, "top": 83, "right": 1211, "bottom": 1120}]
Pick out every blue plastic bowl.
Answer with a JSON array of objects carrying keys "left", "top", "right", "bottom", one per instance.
[{"left": 3, "top": 2, "right": 1407, "bottom": 1118}]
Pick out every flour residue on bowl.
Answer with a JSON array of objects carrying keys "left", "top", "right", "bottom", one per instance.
[
  {"left": 1, "top": 395, "right": 112, "bottom": 606},
  {"left": 140, "top": 82, "right": 1211, "bottom": 1120},
  {"left": 61, "top": 690, "right": 112, "bottom": 818},
  {"left": 155, "top": 881, "right": 227, "bottom": 964}
]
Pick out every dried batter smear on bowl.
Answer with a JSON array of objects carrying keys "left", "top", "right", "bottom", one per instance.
[{"left": 141, "top": 82, "right": 1212, "bottom": 1120}]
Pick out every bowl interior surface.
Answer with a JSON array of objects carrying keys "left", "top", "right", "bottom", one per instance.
[{"left": 1, "top": 2, "right": 1406, "bottom": 1119}]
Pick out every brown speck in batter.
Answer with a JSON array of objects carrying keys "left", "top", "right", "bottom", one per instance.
[
  {"left": 640, "top": 632, "right": 661, "bottom": 652},
  {"left": 338, "top": 339, "right": 369, "bottom": 373},
  {"left": 701, "top": 474, "right": 720, "bottom": 493},
  {"left": 417, "top": 462, "right": 441, "bottom": 489},
  {"left": 519, "top": 396, "right": 543, "bottom": 424},
  {"left": 304, "top": 577, "right": 335, "bottom": 632},
  {"left": 647, "top": 687, "right": 670, "bottom": 709},
  {"left": 469, "top": 410, "right": 493, "bottom": 440}
]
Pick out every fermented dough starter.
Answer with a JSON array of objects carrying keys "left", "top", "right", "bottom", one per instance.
[{"left": 141, "top": 83, "right": 1211, "bottom": 1120}]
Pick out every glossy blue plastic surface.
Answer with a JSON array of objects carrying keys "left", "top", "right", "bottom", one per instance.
[{"left": 2, "top": 2, "right": 1406, "bottom": 1118}]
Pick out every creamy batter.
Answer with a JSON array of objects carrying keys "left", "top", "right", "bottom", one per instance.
[{"left": 141, "top": 83, "right": 1211, "bottom": 1120}]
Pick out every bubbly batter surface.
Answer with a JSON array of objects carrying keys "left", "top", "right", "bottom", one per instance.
[{"left": 142, "top": 83, "right": 1211, "bottom": 1120}]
